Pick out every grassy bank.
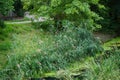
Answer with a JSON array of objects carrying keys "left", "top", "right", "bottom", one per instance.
[
  {"left": 0, "top": 22, "right": 55, "bottom": 70},
  {"left": 0, "top": 22, "right": 120, "bottom": 80}
]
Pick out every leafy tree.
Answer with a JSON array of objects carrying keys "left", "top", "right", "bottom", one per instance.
[
  {"left": 0, "top": 0, "right": 14, "bottom": 15},
  {"left": 22, "top": 0, "right": 103, "bottom": 30},
  {"left": 0, "top": 0, "right": 14, "bottom": 28}
]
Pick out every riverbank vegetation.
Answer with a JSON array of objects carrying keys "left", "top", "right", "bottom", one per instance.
[{"left": 0, "top": 0, "right": 120, "bottom": 80}]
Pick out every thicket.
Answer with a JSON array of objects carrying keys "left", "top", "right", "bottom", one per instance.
[{"left": 23, "top": 0, "right": 104, "bottom": 31}]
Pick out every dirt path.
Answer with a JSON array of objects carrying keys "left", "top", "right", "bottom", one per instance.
[
  {"left": 94, "top": 32, "right": 116, "bottom": 42},
  {"left": 6, "top": 19, "right": 45, "bottom": 24},
  {"left": 6, "top": 19, "right": 115, "bottom": 43}
]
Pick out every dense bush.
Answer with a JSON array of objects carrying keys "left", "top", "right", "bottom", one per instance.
[
  {"left": 0, "top": 27, "right": 103, "bottom": 79},
  {"left": 32, "top": 20, "right": 54, "bottom": 32}
]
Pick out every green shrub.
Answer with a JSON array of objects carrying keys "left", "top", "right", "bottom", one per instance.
[
  {"left": 32, "top": 20, "right": 55, "bottom": 32},
  {"left": 54, "top": 27, "right": 103, "bottom": 58}
]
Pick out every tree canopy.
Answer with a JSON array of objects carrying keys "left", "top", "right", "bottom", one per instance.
[
  {"left": 0, "top": 0, "right": 14, "bottom": 15},
  {"left": 22, "top": 0, "right": 104, "bottom": 30}
]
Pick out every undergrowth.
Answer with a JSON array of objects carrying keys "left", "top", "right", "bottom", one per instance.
[
  {"left": 0, "top": 22, "right": 119, "bottom": 80},
  {"left": 0, "top": 23, "right": 33, "bottom": 69},
  {"left": 84, "top": 51, "right": 120, "bottom": 80},
  {"left": 0, "top": 26, "right": 102, "bottom": 79}
]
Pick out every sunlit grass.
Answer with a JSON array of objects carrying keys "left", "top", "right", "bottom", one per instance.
[
  {"left": 11, "top": 30, "right": 53, "bottom": 56},
  {"left": 103, "top": 37, "right": 120, "bottom": 50},
  {"left": 0, "top": 23, "right": 52, "bottom": 69},
  {"left": 5, "top": 17, "right": 31, "bottom": 23}
]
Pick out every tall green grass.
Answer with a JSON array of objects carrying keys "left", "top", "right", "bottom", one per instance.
[
  {"left": 55, "top": 50, "right": 120, "bottom": 80},
  {"left": 103, "top": 37, "right": 120, "bottom": 50},
  {"left": 0, "top": 21, "right": 119, "bottom": 80},
  {"left": 0, "top": 23, "right": 34, "bottom": 69},
  {"left": 84, "top": 51, "right": 120, "bottom": 80},
  {"left": 0, "top": 27, "right": 102, "bottom": 79}
]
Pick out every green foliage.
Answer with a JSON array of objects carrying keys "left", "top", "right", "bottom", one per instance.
[
  {"left": 0, "top": 19, "right": 6, "bottom": 40},
  {"left": 0, "top": 40, "right": 11, "bottom": 51},
  {"left": 85, "top": 51, "right": 120, "bottom": 80},
  {"left": 103, "top": 37, "right": 120, "bottom": 50},
  {"left": 0, "top": 20, "right": 119, "bottom": 80},
  {"left": 0, "top": 27, "right": 102, "bottom": 79},
  {"left": 0, "top": 23, "right": 34, "bottom": 69},
  {"left": 13, "top": 0, "right": 24, "bottom": 17},
  {"left": 22, "top": 0, "right": 103, "bottom": 30},
  {"left": 32, "top": 20, "right": 54, "bottom": 32},
  {"left": 0, "top": 0, "right": 14, "bottom": 15},
  {"left": 96, "top": 0, "right": 120, "bottom": 35},
  {"left": 54, "top": 27, "right": 103, "bottom": 58},
  {"left": 0, "top": 19, "right": 5, "bottom": 28},
  {"left": 0, "top": 0, "right": 14, "bottom": 31}
]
